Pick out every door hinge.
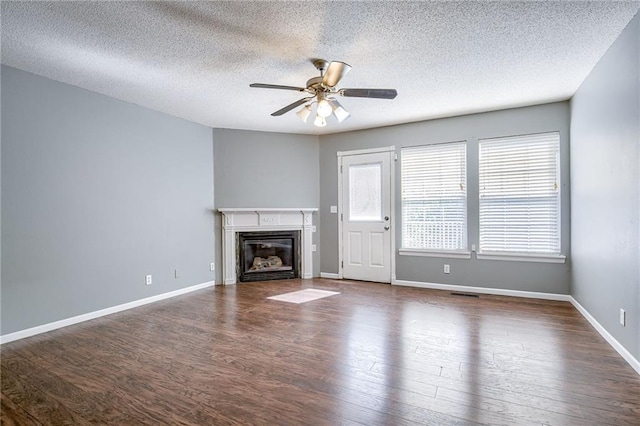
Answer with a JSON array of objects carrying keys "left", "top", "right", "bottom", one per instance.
[
  {"left": 340, "top": 165, "right": 343, "bottom": 173},
  {"left": 341, "top": 261, "right": 344, "bottom": 268}
]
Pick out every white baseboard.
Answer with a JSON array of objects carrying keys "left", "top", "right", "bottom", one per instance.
[
  {"left": 0, "top": 281, "right": 216, "bottom": 345},
  {"left": 391, "top": 278, "right": 639, "bottom": 375},
  {"left": 392, "top": 279, "right": 572, "bottom": 301},
  {"left": 569, "top": 297, "right": 640, "bottom": 375},
  {"left": 320, "top": 272, "right": 341, "bottom": 279}
]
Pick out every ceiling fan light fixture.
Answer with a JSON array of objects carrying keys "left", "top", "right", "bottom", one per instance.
[
  {"left": 316, "top": 98, "right": 333, "bottom": 118},
  {"left": 250, "top": 58, "right": 397, "bottom": 126},
  {"left": 329, "top": 99, "right": 350, "bottom": 123},
  {"left": 313, "top": 114, "right": 327, "bottom": 127},
  {"left": 296, "top": 104, "right": 312, "bottom": 123}
]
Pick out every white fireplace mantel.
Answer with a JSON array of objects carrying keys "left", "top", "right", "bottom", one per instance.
[{"left": 218, "top": 208, "right": 318, "bottom": 285}]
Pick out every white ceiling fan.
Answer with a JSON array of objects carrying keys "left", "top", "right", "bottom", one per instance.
[{"left": 250, "top": 59, "right": 398, "bottom": 127}]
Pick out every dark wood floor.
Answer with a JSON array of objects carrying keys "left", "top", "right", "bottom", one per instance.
[{"left": 2, "top": 279, "right": 639, "bottom": 425}]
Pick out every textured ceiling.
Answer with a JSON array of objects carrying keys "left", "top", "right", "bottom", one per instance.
[{"left": 2, "top": 1, "right": 639, "bottom": 135}]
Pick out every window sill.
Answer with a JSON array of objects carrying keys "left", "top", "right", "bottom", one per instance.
[
  {"left": 476, "top": 252, "right": 566, "bottom": 264},
  {"left": 399, "top": 249, "right": 472, "bottom": 259}
]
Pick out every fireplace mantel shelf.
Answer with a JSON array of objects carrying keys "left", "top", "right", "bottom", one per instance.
[
  {"left": 218, "top": 208, "right": 318, "bottom": 213},
  {"left": 218, "top": 208, "right": 317, "bottom": 285}
]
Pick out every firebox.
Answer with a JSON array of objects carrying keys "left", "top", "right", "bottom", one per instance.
[{"left": 236, "top": 231, "right": 301, "bottom": 282}]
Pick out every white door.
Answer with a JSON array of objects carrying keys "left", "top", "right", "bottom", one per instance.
[{"left": 341, "top": 150, "right": 392, "bottom": 283}]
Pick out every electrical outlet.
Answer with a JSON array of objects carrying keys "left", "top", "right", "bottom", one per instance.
[
  {"left": 312, "top": 226, "right": 317, "bottom": 232},
  {"left": 312, "top": 244, "right": 317, "bottom": 252},
  {"left": 471, "top": 244, "right": 476, "bottom": 252},
  {"left": 330, "top": 205, "right": 337, "bottom": 213},
  {"left": 210, "top": 262, "right": 215, "bottom": 271},
  {"left": 145, "top": 275, "right": 152, "bottom": 285},
  {"left": 620, "top": 308, "right": 626, "bottom": 326},
  {"left": 444, "top": 264, "right": 450, "bottom": 274}
]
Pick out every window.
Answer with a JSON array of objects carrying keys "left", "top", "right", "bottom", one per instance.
[
  {"left": 478, "top": 132, "right": 560, "bottom": 256},
  {"left": 401, "top": 142, "right": 467, "bottom": 252}
]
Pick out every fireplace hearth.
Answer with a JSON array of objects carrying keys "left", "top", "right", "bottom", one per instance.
[{"left": 237, "top": 231, "right": 300, "bottom": 282}]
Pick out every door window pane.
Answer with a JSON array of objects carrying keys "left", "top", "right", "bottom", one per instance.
[{"left": 349, "top": 163, "right": 382, "bottom": 221}]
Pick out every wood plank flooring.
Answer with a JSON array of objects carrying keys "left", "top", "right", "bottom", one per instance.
[{"left": 2, "top": 278, "right": 639, "bottom": 425}]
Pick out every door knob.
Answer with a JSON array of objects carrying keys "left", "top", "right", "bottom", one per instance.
[{"left": 384, "top": 226, "right": 390, "bottom": 230}]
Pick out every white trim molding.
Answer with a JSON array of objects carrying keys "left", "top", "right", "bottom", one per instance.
[
  {"left": 391, "top": 278, "right": 571, "bottom": 301},
  {"left": 337, "top": 145, "right": 396, "bottom": 157},
  {"left": 218, "top": 208, "right": 318, "bottom": 285},
  {"left": 399, "top": 249, "right": 472, "bottom": 259},
  {"left": 337, "top": 154, "right": 344, "bottom": 279},
  {"left": 569, "top": 297, "right": 640, "bottom": 375},
  {"left": 0, "top": 281, "right": 215, "bottom": 345},
  {"left": 477, "top": 252, "right": 566, "bottom": 263},
  {"left": 320, "top": 272, "right": 341, "bottom": 279}
]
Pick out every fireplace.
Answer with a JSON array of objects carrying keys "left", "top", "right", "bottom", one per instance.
[
  {"left": 218, "top": 208, "right": 317, "bottom": 285},
  {"left": 237, "top": 231, "right": 300, "bottom": 282}
]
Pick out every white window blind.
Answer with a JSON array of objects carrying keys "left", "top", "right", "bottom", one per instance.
[
  {"left": 479, "top": 132, "right": 560, "bottom": 255},
  {"left": 402, "top": 142, "right": 467, "bottom": 251}
]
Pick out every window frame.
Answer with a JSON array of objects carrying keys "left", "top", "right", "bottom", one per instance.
[
  {"left": 400, "top": 140, "right": 470, "bottom": 259},
  {"left": 477, "top": 131, "right": 565, "bottom": 263}
]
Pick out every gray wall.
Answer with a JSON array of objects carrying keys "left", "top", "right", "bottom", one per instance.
[
  {"left": 1, "top": 66, "right": 215, "bottom": 335},
  {"left": 319, "top": 102, "right": 571, "bottom": 294},
  {"left": 212, "top": 129, "right": 320, "bottom": 282},
  {"left": 570, "top": 13, "right": 639, "bottom": 360}
]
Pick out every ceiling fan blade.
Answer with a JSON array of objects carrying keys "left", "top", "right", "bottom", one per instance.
[
  {"left": 271, "top": 97, "right": 313, "bottom": 116},
  {"left": 250, "top": 83, "right": 306, "bottom": 91},
  {"left": 341, "top": 88, "right": 397, "bottom": 99},
  {"left": 322, "top": 61, "right": 351, "bottom": 88}
]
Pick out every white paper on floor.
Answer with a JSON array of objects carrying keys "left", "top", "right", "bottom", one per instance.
[{"left": 267, "top": 289, "right": 340, "bottom": 304}]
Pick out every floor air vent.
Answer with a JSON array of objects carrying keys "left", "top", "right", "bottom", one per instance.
[{"left": 450, "top": 292, "right": 479, "bottom": 298}]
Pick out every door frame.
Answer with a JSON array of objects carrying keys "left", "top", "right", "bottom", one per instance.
[{"left": 337, "top": 146, "right": 396, "bottom": 282}]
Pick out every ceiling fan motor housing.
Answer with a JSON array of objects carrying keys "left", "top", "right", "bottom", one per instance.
[{"left": 306, "top": 76, "right": 325, "bottom": 92}]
